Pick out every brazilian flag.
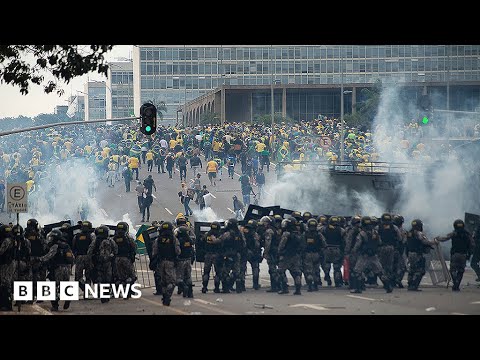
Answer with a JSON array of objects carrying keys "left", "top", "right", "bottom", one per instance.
[{"left": 135, "top": 224, "right": 150, "bottom": 255}]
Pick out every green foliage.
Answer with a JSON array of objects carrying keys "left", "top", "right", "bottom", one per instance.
[
  {"left": 254, "top": 112, "right": 293, "bottom": 125},
  {"left": 200, "top": 112, "right": 219, "bottom": 125},
  {"left": 344, "top": 79, "right": 382, "bottom": 128},
  {"left": 146, "top": 99, "right": 167, "bottom": 119},
  {"left": 0, "top": 45, "right": 114, "bottom": 95}
]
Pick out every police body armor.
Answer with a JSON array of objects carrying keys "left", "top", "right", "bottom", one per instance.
[
  {"left": 349, "top": 228, "right": 361, "bottom": 252},
  {"left": 115, "top": 235, "right": 131, "bottom": 257},
  {"left": 74, "top": 233, "right": 92, "bottom": 255},
  {"left": 205, "top": 231, "right": 221, "bottom": 254},
  {"left": 178, "top": 232, "right": 193, "bottom": 260},
  {"left": 16, "top": 238, "right": 30, "bottom": 261},
  {"left": 406, "top": 231, "right": 424, "bottom": 254},
  {"left": 451, "top": 230, "right": 471, "bottom": 255},
  {"left": 245, "top": 232, "right": 258, "bottom": 252},
  {"left": 378, "top": 224, "right": 397, "bottom": 247},
  {"left": 281, "top": 232, "right": 299, "bottom": 257},
  {"left": 361, "top": 231, "right": 378, "bottom": 256},
  {"left": 325, "top": 226, "right": 342, "bottom": 247},
  {"left": 54, "top": 243, "right": 74, "bottom": 265},
  {"left": 305, "top": 231, "right": 321, "bottom": 253},
  {"left": 157, "top": 234, "right": 176, "bottom": 260},
  {"left": 26, "top": 230, "right": 44, "bottom": 257},
  {"left": 0, "top": 235, "right": 14, "bottom": 265},
  {"left": 222, "top": 231, "right": 241, "bottom": 257}
]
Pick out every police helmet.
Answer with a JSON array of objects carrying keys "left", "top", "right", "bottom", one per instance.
[
  {"left": 303, "top": 212, "right": 313, "bottom": 222},
  {"left": 453, "top": 219, "right": 465, "bottom": 230},
  {"left": 12, "top": 224, "right": 24, "bottom": 236},
  {"left": 411, "top": 219, "right": 423, "bottom": 232},
  {"left": 27, "top": 218, "right": 39, "bottom": 231},
  {"left": 260, "top": 216, "right": 272, "bottom": 226},
  {"left": 273, "top": 215, "right": 283, "bottom": 224},
  {"left": 82, "top": 221, "right": 93, "bottom": 231},
  {"left": 351, "top": 216, "right": 361, "bottom": 226},
  {"left": 381, "top": 213, "right": 392, "bottom": 224},
  {"left": 175, "top": 226, "right": 188, "bottom": 237},
  {"left": 116, "top": 222, "right": 129, "bottom": 234},
  {"left": 161, "top": 221, "right": 174, "bottom": 232},
  {"left": 361, "top": 216, "right": 372, "bottom": 227},
  {"left": 371, "top": 216, "right": 379, "bottom": 226},
  {"left": 95, "top": 225, "right": 110, "bottom": 239},
  {"left": 307, "top": 218, "right": 318, "bottom": 230},
  {"left": 176, "top": 217, "right": 187, "bottom": 226},
  {"left": 245, "top": 219, "right": 258, "bottom": 229},
  {"left": 0, "top": 224, "right": 13, "bottom": 238},
  {"left": 151, "top": 220, "right": 160, "bottom": 227},
  {"left": 328, "top": 216, "right": 339, "bottom": 227},
  {"left": 210, "top": 221, "right": 221, "bottom": 230},
  {"left": 291, "top": 211, "right": 302, "bottom": 220},
  {"left": 225, "top": 218, "right": 239, "bottom": 231},
  {"left": 61, "top": 222, "right": 71, "bottom": 231},
  {"left": 317, "top": 215, "right": 328, "bottom": 225},
  {"left": 393, "top": 215, "right": 404, "bottom": 227},
  {"left": 338, "top": 216, "right": 346, "bottom": 227},
  {"left": 48, "top": 229, "right": 64, "bottom": 243},
  {"left": 281, "top": 218, "right": 292, "bottom": 230}
]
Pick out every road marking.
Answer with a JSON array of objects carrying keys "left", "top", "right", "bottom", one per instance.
[
  {"left": 227, "top": 207, "right": 235, "bottom": 214},
  {"left": 100, "top": 208, "right": 108, "bottom": 217},
  {"left": 264, "top": 190, "right": 272, "bottom": 196},
  {"left": 152, "top": 194, "right": 157, "bottom": 199},
  {"left": 451, "top": 312, "right": 468, "bottom": 315},
  {"left": 32, "top": 304, "right": 52, "bottom": 315},
  {"left": 290, "top": 304, "right": 329, "bottom": 311},
  {"left": 116, "top": 194, "right": 122, "bottom": 198},
  {"left": 191, "top": 300, "right": 237, "bottom": 315},
  {"left": 165, "top": 208, "right": 173, "bottom": 215},
  {"left": 210, "top": 193, "right": 216, "bottom": 199},
  {"left": 346, "top": 294, "right": 376, "bottom": 301},
  {"left": 140, "top": 297, "right": 190, "bottom": 315},
  {"left": 194, "top": 299, "right": 217, "bottom": 306},
  {"left": 470, "top": 301, "right": 480, "bottom": 304}
]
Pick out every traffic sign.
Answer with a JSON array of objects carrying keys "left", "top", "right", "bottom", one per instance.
[
  {"left": 7, "top": 183, "right": 28, "bottom": 213},
  {"left": 320, "top": 136, "right": 332, "bottom": 149}
]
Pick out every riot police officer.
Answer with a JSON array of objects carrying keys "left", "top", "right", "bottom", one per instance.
[
  {"left": 88, "top": 225, "right": 118, "bottom": 303},
  {"left": 201, "top": 221, "right": 223, "bottom": 294},
  {"left": 278, "top": 218, "right": 304, "bottom": 295},
  {"left": 72, "top": 221, "right": 95, "bottom": 293},
  {"left": 0, "top": 224, "right": 15, "bottom": 311},
  {"left": 151, "top": 221, "right": 180, "bottom": 306},
  {"left": 175, "top": 224, "right": 195, "bottom": 298},
  {"left": 242, "top": 219, "right": 262, "bottom": 290},
  {"left": 113, "top": 222, "right": 137, "bottom": 296},
  {"left": 25, "top": 219, "right": 47, "bottom": 301},
  {"left": 406, "top": 219, "right": 436, "bottom": 291},
  {"left": 344, "top": 216, "right": 362, "bottom": 290},
  {"left": 377, "top": 213, "right": 403, "bottom": 288},
  {"left": 40, "top": 229, "right": 75, "bottom": 311},
  {"left": 261, "top": 216, "right": 281, "bottom": 293},
  {"left": 13, "top": 225, "right": 32, "bottom": 285},
  {"left": 219, "top": 218, "right": 246, "bottom": 293},
  {"left": 303, "top": 218, "right": 327, "bottom": 292},
  {"left": 320, "top": 216, "right": 346, "bottom": 287},
  {"left": 435, "top": 219, "right": 475, "bottom": 291},
  {"left": 392, "top": 214, "right": 407, "bottom": 288}
]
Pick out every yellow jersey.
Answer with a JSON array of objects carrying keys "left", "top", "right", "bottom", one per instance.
[
  {"left": 146, "top": 152, "right": 154, "bottom": 161},
  {"left": 169, "top": 139, "right": 177, "bottom": 149},
  {"left": 207, "top": 160, "right": 218, "bottom": 173},
  {"left": 26, "top": 180, "right": 34, "bottom": 191},
  {"left": 129, "top": 157, "right": 139, "bottom": 169},
  {"left": 256, "top": 142, "right": 266, "bottom": 153}
]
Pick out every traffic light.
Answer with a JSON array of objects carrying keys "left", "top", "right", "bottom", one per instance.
[{"left": 140, "top": 103, "right": 157, "bottom": 135}]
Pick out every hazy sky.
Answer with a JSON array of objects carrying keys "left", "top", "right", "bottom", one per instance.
[{"left": 0, "top": 45, "right": 133, "bottom": 119}]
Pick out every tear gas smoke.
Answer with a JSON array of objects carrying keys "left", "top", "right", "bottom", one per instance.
[{"left": 192, "top": 207, "right": 223, "bottom": 223}]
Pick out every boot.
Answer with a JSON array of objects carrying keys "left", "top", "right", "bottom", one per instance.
[
  {"left": 278, "top": 282, "right": 289, "bottom": 294},
  {"left": 325, "top": 275, "right": 332, "bottom": 286},
  {"left": 162, "top": 296, "right": 171, "bottom": 306},
  {"left": 236, "top": 280, "right": 242, "bottom": 294},
  {"left": 188, "top": 285, "right": 194, "bottom": 298},
  {"left": 213, "top": 283, "right": 221, "bottom": 293},
  {"left": 240, "top": 280, "right": 246, "bottom": 292},
  {"left": 294, "top": 284, "right": 302, "bottom": 295},
  {"left": 396, "top": 280, "right": 404, "bottom": 288},
  {"left": 51, "top": 300, "right": 59, "bottom": 311},
  {"left": 266, "top": 279, "right": 278, "bottom": 292},
  {"left": 201, "top": 281, "right": 208, "bottom": 294},
  {"left": 177, "top": 283, "right": 184, "bottom": 295},
  {"left": 350, "top": 277, "right": 362, "bottom": 293},
  {"left": 253, "top": 276, "right": 260, "bottom": 290},
  {"left": 313, "top": 282, "right": 319, "bottom": 291},
  {"left": 221, "top": 281, "right": 230, "bottom": 293},
  {"left": 307, "top": 282, "right": 314, "bottom": 292},
  {"left": 63, "top": 301, "right": 71, "bottom": 310},
  {"left": 382, "top": 279, "right": 393, "bottom": 293}
]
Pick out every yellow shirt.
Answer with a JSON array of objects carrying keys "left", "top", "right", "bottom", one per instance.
[
  {"left": 169, "top": 139, "right": 177, "bottom": 149},
  {"left": 256, "top": 142, "right": 266, "bottom": 153},
  {"left": 31, "top": 158, "right": 39, "bottom": 166},
  {"left": 103, "top": 147, "right": 111, "bottom": 156},
  {"left": 64, "top": 141, "right": 73, "bottom": 151},
  {"left": 28, "top": 170, "right": 35, "bottom": 179},
  {"left": 146, "top": 152, "right": 154, "bottom": 161},
  {"left": 111, "top": 154, "right": 120, "bottom": 163},
  {"left": 212, "top": 141, "right": 222, "bottom": 152},
  {"left": 84, "top": 145, "right": 92, "bottom": 154},
  {"left": 129, "top": 157, "right": 139, "bottom": 169},
  {"left": 207, "top": 160, "right": 218, "bottom": 173},
  {"left": 26, "top": 180, "right": 34, "bottom": 191},
  {"left": 2, "top": 154, "right": 10, "bottom": 163},
  {"left": 60, "top": 149, "right": 69, "bottom": 160}
]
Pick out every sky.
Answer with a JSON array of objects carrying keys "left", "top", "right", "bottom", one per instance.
[{"left": 0, "top": 45, "right": 133, "bottom": 119}]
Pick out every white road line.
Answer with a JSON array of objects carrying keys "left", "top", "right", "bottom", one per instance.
[
  {"left": 227, "top": 207, "right": 235, "bottom": 214},
  {"left": 346, "top": 294, "right": 376, "bottom": 301},
  {"left": 116, "top": 194, "right": 122, "bottom": 197},
  {"left": 210, "top": 193, "right": 216, "bottom": 199},
  {"left": 194, "top": 299, "right": 217, "bottom": 306},
  {"left": 152, "top": 194, "right": 157, "bottom": 199},
  {"left": 140, "top": 297, "right": 190, "bottom": 315},
  {"left": 32, "top": 304, "right": 52, "bottom": 315},
  {"left": 234, "top": 172, "right": 240, "bottom": 177},
  {"left": 100, "top": 208, "right": 108, "bottom": 217},
  {"left": 451, "top": 312, "right": 468, "bottom": 315},
  {"left": 264, "top": 190, "right": 272, "bottom": 196},
  {"left": 470, "top": 301, "right": 480, "bottom": 304},
  {"left": 289, "top": 304, "right": 329, "bottom": 311},
  {"left": 165, "top": 208, "right": 173, "bottom": 215}
]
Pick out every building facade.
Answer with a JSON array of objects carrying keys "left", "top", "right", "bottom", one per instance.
[
  {"left": 106, "top": 61, "right": 134, "bottom": 119},
  {"left": 133, "top": 45, "right": 480, "bottom": 122},
  {"left": 84, "top": 81, "right": 106, "bottom": 121}
]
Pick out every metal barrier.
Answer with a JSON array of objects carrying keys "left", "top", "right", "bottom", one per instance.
[{"left": 425, "top": 244, "right": 451, "bottom": 287}]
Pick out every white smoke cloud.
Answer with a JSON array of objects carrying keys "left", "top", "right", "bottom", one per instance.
[{"left": 192, "top": 207, "right": 223, "bottom": 223}]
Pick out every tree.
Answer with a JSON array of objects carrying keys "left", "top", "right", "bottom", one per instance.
[
  {"left": 254, "top": 112, "right": 294, "bottom": 125},
  {"left": 344, "top": 79, "right": 382, "bottom": 128},
  {"left": 200, "top": 111, "right": 219, "bottom": 125},
  {"left": 146, "top": 99, "right": 167, "bottom": 120},
  {"left": 0, "top": 45, "right": 114, "bottom": 95}
]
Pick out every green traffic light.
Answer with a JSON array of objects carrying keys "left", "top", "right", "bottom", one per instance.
[
  {"left": 422, "top": 117, "right": 429, "bottom": 124},
  {"left": 145, "top": 125, "right": 152, "bottom": 132}
]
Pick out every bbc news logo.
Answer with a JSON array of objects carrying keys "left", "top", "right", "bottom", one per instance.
[{"left": 14, "top": 281, "right": 142, "bottom": 301}]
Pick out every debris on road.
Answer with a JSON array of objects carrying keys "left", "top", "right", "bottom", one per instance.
[
  {"left": 183, "top": 300, "right": 191, "bottom": 306},
  {"left": 215, "top": 298, "right": 224, "bottom": 303},
  {"left": 254, "top": 303, "right": 273, "bottom": 309},
  {"left": 190, "top": 312, "right": 202, "bottom": 315},
  {"left": 371, "top": 310, "right": 375, "bottom": 314},
  {"left": 425, "top": 307, "right": 436, "bottom": 312}
]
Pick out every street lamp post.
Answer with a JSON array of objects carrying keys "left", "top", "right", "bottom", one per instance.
[{"left": 340, "top": 49, "right": 345, "bottom": 162}]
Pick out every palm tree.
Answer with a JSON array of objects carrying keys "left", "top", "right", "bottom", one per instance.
[{"left": 146, "top": 99, "right": 167, "bottom": 120}]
